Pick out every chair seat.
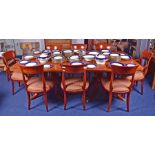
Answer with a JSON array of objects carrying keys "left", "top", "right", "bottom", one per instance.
[
  {"left": 101, "top": 78, "right": 131, "bottom": 93},
  {"left": 126, "top": 71, "right": 144, "bottom": 81},
  {"left": 27, "top": 78, "right": 54, "bottom": 93},
  {"left": 11, "top": 72, "right": 25, "bottom": 81},
  {"left": 61, "top": 78, "right": 89, "bottom": 92}
]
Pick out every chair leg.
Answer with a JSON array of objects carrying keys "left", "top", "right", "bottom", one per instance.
[
  {"left": 11, "top": 80, "right": 15, "bottom": 95},
  {"left": 127, "top": 93, "right": 131, "bottom": 112},
  {"left": 135, "top": 81, "right": 138, "bottom": 86},
  {"left": 27, "top": 92, "right": 31, "bottom": 110},
  {"left": 18, "top": 81, "right": 21, "bottom": 87},
  {"left": 107, "top": 92, "right": 112, "bottom": 112},
  {"left": 64, "top": 92, "right": 67, "bottom": 110},
  {"left": 141, "top": 80, "right": 144, "bottom": 95},
  {"left": 43, "top": 93, "right": 48, "bottom": 112},
  {"left": 82, "top": 91, "right": 86, "bottom": 111}
]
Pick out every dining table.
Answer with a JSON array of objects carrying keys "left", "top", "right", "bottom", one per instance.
[{"left": 10, "top": 55, "right": 144, "bottom": 73}]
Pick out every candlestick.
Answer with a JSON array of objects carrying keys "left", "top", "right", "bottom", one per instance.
[
  {"left": 54, "top": 46, "right": 57, "bottom": 50},
  {"left": 107, "top": 46, "right": 110, "bottom": 50},
  {"left": 100, "top": 45, "right": 103, "bottom": 49},
  {"left": 74, "top": 45, "right": 77, "bottom": 49},
  {"left": 46, "top": 46, "right": 50, "bottom": 50}
]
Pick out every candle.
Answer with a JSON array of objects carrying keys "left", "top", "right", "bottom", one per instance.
[
  {"left": 107, "top": 46, "right": 110, "bottom": 50},
  {"left": 81, "top": 46, "right": 84, "bottom": 49},
  {"left": 47, "top": 46, "right": 50, "bottom": 50},
  {"left": 100, "top": 45, "right": 103, "bottom": 49},
  {"left": 74, "top": 45, "right": 77, "bottom": 49},
  {"left": 54, "top": 46, "right": 57, "bottom": 50}
]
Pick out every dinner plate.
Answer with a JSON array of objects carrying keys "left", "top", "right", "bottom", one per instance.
[
  {"left": 121, "top": 55, "right": 131, "bottom": 60},
  {"left": 44, "top": 64, "right": 52, "bottom": 69},
  {"left": 53, "top": 51, "right": 60, "bottom": 55},
  {"left": 25, "top": 62, "right": 38, "bottom": 67},
  {"left": 54, "top": 56, "right": 63, "bottom": 60},
  {"left": 96, "top": 54, "right": 106, "bottom": 59},
  {"left": 70, "top": 55, "right": 79, "bottom": 59},
  {"left": 63, "top": 50, "right": 72, "bottom": 53},
  {"left": 126, "top": 63, "right": 136, "bottom": 67},
  {"left": 39, "top": 54, "right": 48, "bottom": 58},
  {"left": 19, "top": 60, "right": 29, "bottom": 65},
  {"left": 87, "top": 64, "right": 96, "bottom": 69},
  {"left": 0, "top": 52, "right": 5, "bottom": 57},
  {"left": 120, "top": 53, "right": 126, "bottom": 56},
  {"left": 101, "top": 50, "right": 109, "bottom": 53},
  {"left": 34, "top": 51, "right": 41, "bottom": 54},
  {"left": 24, "top": 55, "right": 34, "bottom": 60},
  {"left": 71, "top": 62, "right": 83, "bottom": 66},
  {"left": 110, "top": 53, "right": 119, "bottom": 57},
  {"left": 110, "top": 62, "right": 123, "bottom": 66},
  {"left": 83, "top": 55, "right": 95, "bottom": 61},
  {"left": 88, "top": 51, "right": 99, "bottom": 56}
]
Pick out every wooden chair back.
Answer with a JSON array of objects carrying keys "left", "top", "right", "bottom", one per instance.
[
  {"left": 71, "top": 44, "right": 87, "bottom": 50},
  {"left": 19, "top": 64, "right": 47, "bottom": 92},
  {"left": 140, "top": 50, "right": 153, "bottom": 75},
  {"left": 141, "top": 50, "right": 153, "bottom": 64},
  {"left": 3, "top": 51, "right": 17, "bottom": 78},
  {"left": 110, "top": 65, "right": 138, "bottom": 91},
  {"left": 61, "top": 65, "right": 87, "bottom": 91}
]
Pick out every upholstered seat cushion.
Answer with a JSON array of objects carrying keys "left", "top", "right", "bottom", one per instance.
[
  {"left": 126, "top": 71, "right": 144, "bottom": 81},
  {"left": 27, "top": 78, "right": 54, "bottom": 93},
  {"left": 61, "top": 78, "right": 89, "bottom": 92},
  {"left": 11, "top": 72, "right": 25, "bottom": 81},
  {"left": 101, "top": 78, "right": 131, "bottom": 93}
]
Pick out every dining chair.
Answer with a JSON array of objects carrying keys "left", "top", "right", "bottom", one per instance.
[
  {"left": 101, "top": 65, "right": 138, "bottom": 112},
  {"left": 46, "top": 44, "right": 63, "bottom": 51},
  {"left": 94, "top": 43, "right": 111, "bottom": 51},
  {"left": 61, "top": 65, "right": 89, "bottom": 110},
  {"left": 71, "top": 44, "right": 87, "bottom": 50},
  {"left": 3, "top": 51, "right": 22, "bottom": 95},
  {"left": 127, "top": 50, "right": 153, "bottom": 95},
  {"left": 19, "top": 64, "right": 54, "bottom": 112}
]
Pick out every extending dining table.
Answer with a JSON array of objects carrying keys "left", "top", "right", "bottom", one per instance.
[{"left": 10, "top": 58, "right": 144, "bottom": 73}]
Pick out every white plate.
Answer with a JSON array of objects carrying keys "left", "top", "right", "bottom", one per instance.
[
  {"left": 103, "top": 52, "right": 110, "bottom": 55},
  {"left": 126, "top": 64, "right": 136, "bottom": 67},
  {"left": 25, "top": 62, "right": 37, "bottom": 66},
  {"left": 120, "top": 53, "right": 126, "bottom": 56},
  {"left": 102, "top": 50, "right": 109, "bottom": 52},
  {"left": 71, "top": 62, "right": 83, "bottom": 65},
  {"left": 40, "top": 53, "right": 48, "bottom": 57},
  {"left": 70, "top": 55, "right": 79, "bottom": 59},
  {"left": 121, "top": 55, "right": 130, "bottom": 60},
  {"left": 63, "top": 50, "right": 72, "bottom": 53},
  {"left": 54, "top": 56, "right": 63, "bottom": 60},
  {"left": 87, "top": 64, "right": 96, "bottom": 69},
  {"left": 110, "top": 53, "right": 119, "bottom": 57},
  {"left": 53, "top": 51, "right": 60, "bottom": 54},
  {"left": 44, "top": 64, "right": 51, "bottom": 69},
  {"left": 0, "top": 52, "right": 5, "bottom": 57},
  {"left": 89, "top": 51, "right": 99, "bottom": 56},
  {"left": 20, "top": 60, "right": 29, "bottom": 64},
  {"left": 83, "top": 55, "right": 95, "bottom": 59},
  {"left": 24, "top": 55, "right": 34, "bottom": 60},
  {"left": 96, "top": 55, "right": 106, "bottom": 59},
  {"left": 111, "top": 62, "right": 123, "bottom": 66},
  {"left": 34, "top": 51, "right": 41, "bottom": 54}
]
